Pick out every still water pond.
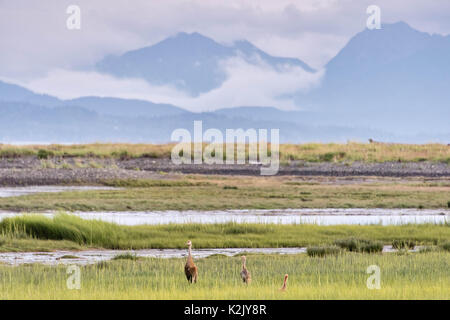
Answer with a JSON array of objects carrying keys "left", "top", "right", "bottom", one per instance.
[
  {"left": 0, "top": 246, "right": 414, "bottom": 266},
  {"left": 0, "top": 208, "right": 447, "bottom": 226},
  {"left": 0, "top": 186, "right": 118, "bottom": 198}
]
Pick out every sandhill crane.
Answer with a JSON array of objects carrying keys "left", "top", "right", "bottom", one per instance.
[
  {"left": 240, "top": 256, "right": 251, "bottom": 285},
  {"left": 184, "top": 240, "right": 198, "bottom": 283},
  {"left": 279, "top": 274, "right": 288, "bottom": 292}
]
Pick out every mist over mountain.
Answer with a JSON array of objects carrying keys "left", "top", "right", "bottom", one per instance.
[
  {"left": 0, "top": 22, "right": 449, "bottom": 143},
  {"left": 0, "top": 101, "right": 389, "bottom": 143},
  {"left": 95, "top": 32, "right": 315, "bottom": 96},
  {"left": 64, "top": 97, "right": 188, "bottom": 118},
  {"left": 0, "top": 80, "right": 61, "bottom": 107}
]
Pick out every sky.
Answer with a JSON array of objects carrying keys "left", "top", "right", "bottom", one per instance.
[{"left": 1, "top": 0, "right": 450, "bottom": 111}]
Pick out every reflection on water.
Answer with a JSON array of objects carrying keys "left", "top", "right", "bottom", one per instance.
[
  {"left": 0, "top": 246, "right": 415, "bottom": 266},
  {"left": 0, "top": 208, "right": 446, "bottom": 226},
  {"left": 0, "top": 186, "right": 118, "bottom": 198},
  {"left": 0, "top": 248, "right": 306, "bottom": 266}
]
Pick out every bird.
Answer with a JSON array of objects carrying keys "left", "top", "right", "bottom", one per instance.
[
  {"left": 184, "top": 240, "right": 198, "bottom": 283},
  {"left": 240, "top": 256, "right": 251, "bottom": 285},
  {"left": 279, "top": 274, "right": 288, "bottom": 292}
]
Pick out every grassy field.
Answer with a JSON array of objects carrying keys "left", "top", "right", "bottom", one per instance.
[
  {"left": 0, "top": 252, "right": 448, "bottom": 299},
  {"left": 1, "top": 142, "right": 449, "bottom": 163},
  {"left": 1, "top": 144, "right": 448, "bottom": 300},
  {"left": 0, "top": 176, "right": 449, "bottom": 212},
  {"left": 0, "top": 214, "right": 448, "bottom": 251}
]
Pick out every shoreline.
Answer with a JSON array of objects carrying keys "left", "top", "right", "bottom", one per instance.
[{"left": 0, "top": 157, "right": 449, "bottom": 186}]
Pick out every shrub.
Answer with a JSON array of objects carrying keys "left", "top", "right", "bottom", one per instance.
[
  {"left": 112, "top": 253, "right": 139, "bottom": 261},
  {"left": 142, "top": 152, "right": 158, "bottom": 158},
  {"left": 37, "top": 149, "right": 53, "bottom": 159},
  {"left": 392, "top": 239, "right": 416, "bottom": 250},
  {"left": 361, "top": 241, "right": 383, "bottom": 253},
  {"left": 319, "top": 152, "right": 335, "bottom": 162},
  {"left": 335, "top": 237, "right": 383, "bottom": 253},
  {"left": 307, "top": 246, "right": 341, "bottom": 257},
  {"left": 112, "top": 150, "right": 131, "bottom": 160},
  {"left": 319, "top": 152, "right": 346, "bottom": 162},
  {"left": 442, "top": 241, "right": 450, "bottom": 252},
  {"left": 334, "top": 238, "right": 360, "bottom": 251},
  {"left": 58, "top": 255, "right": 79, "bottom": 259},
  {"left": 223, "top": 186, "right": 238, "bottom": 190}
]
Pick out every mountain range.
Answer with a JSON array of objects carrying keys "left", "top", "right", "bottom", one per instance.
[
  {"left": 96, "top": 32, "right": 315, "bottom": 96},
  {"left": 0, "top": 22, "right": 449, "bottom": 143}
]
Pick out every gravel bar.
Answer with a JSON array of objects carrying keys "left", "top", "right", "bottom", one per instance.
[{"left": 0, "top": 157, "right": 449, "bottom": 186}]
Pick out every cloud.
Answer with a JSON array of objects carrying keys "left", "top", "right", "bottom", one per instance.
[
  {"left": 13, "top": 57, "right": 324, "bottom": 112},
  {"left": 0, "top": 0, "right": 448, "bottom": 113},
  {"left": 1, "top": 0, "right": 450, "bottom": 80},
  {"left": 191, "top": 57, "right": 324, "bottom": 111}
]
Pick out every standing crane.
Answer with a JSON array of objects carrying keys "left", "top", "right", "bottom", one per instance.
[
  {"left": 279, "top": 274, "right": 288, "bottom": 292},
  {"left": 240, "top": 256, "right": 251, "bottom": 285},
  {"left": 184, "top": 240, "right": 198, "bottom": 283}
]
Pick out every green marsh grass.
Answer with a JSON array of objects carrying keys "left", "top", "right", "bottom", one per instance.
[
  {"left": 58, "top": 255, "right": 79, "bottom": 259},
  {"left": 442, "top": 242, "right": 450, "bottom": 252},
  {"left": 392, "top": 239, "right": 417, "bottom": 250},
  {"left": 1, "top": 176, "right": 449, "bottom": 212},
  {"left": 112, "top": 252, "right": 139, "bottom": 261},
  {"left": 306, "top": 246, "right": 341, "bottom": 257},
  {"left": 335, "top": 238, "right": 384, "bottom": 253},
  {"left": 0, "top": 214, "right": 448, "bottom": 251},
  {"left": 1, "top": 142, "right": 450, "bottom": 163},
  {"left": 0, "top": 252, "right": 448, "bottom": 299}
]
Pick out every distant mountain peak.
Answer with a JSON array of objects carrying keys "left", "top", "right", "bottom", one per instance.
[
  {"left": 233, "top": 39, "right": 258, "bottom": 50},
  {"left": 306, "top": 20, "right": 450, "bottom": 135},
  {"left": 357, "top": 21, "right": 424, "bottom": 39},
  {"left": 95, "top": 32, "right": 314, "bottom": 95},
  {"left": 325, "top": 21, "right": 436, "bottom": 71},
  {"left": 384, "top": 21, "right": 412, "bottom": 29},
  {"left": 170, "top": 31, "right": 217, "bottom": 43}
]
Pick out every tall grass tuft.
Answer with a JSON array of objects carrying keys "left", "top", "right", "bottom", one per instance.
[
  {"left": 0, "top": 214, "right": 128, "bottom": 248},
  {"left": 392, "top": 239, "right": 417, "bottom": 250},
  {"left": 0, "top": 215, "right": 448, "bottom": 250},
  {"left": 0, "top": 252, "right": 448, "bottom": 299},
  {"left": 442, "top": 241, "right": 450, "bottom": 252},
  {"left": 306, "top": 246, "right": 341, "bottom": 257},
  {"left": 112, "top": 253, "right": 139, "bottom": 261},
  {"left": 1, "top": 142, "right": 450, "bottom": 163},
  {"left": 37, "top": 149, "right": 54, "bottom": 159},
  {"left": 335, "top": 237, "right": 383, "bottom": 253}
]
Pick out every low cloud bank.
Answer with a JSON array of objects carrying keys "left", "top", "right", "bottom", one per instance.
[{"left": 15, "top": 57, "right": 324, "bottom": 112}]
